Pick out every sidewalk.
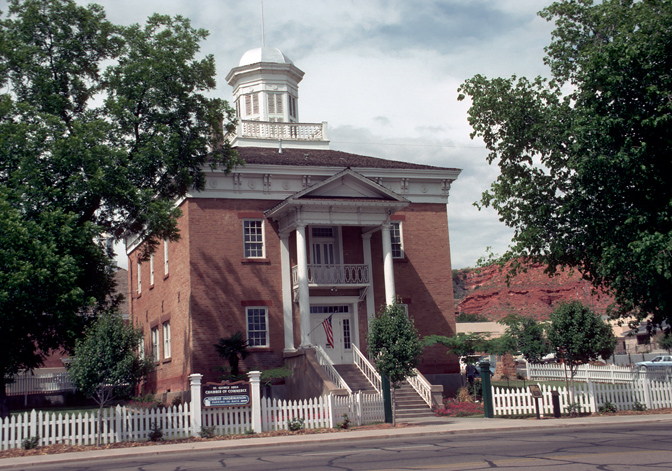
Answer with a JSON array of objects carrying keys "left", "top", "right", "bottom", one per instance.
[{"left": 2, "top": 413, "right": 672, "bottom": 469}]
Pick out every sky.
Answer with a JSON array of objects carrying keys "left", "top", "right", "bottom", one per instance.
[{"left": 3, "top": 0, "right": 559, "bottom": 269}]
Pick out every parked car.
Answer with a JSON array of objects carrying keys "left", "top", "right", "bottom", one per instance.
[
  {"left": 539, "top": 353, "right": 559, "bottom": 364},
  {"left": 634, "top": 355, "right": 672, "bottom": 369}
]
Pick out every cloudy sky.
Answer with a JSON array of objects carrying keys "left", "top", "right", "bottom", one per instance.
[{"left": 4, "top": 0, "right": 559, "bottom": 268}]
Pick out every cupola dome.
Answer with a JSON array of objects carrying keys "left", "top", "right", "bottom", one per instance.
[{"left": 238, "top": 47, "right": 294, "bottom": 67}]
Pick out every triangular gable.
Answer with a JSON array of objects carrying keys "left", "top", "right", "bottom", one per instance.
[{"left": 292, "top": 168, "right": 408, "bottom": 202}]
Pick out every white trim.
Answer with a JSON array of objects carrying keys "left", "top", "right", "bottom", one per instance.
[
  {"left": 280, "top": 234, "right": 295, "bottom": 352},
  {"left": 242, "top": 219, "right": 265, "bottom": 258},
  {"left": 137, "top": 262, "right": 142, "bottom": 294},
  {"left": 162, "top": 321, "right": 171, "bottom": 359},
  {"left": 391, "top": 221, "right": 404, "bottom": 259},
  {"left": 309, "top": 296, "right": 360, "bottom": 348}
]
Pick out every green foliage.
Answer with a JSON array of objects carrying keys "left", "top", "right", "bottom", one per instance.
[
  {"left": 455, "top": 312, "right": 490, "bottom": 323},
  {"left": 147, "top": 422, "right": 163, "bottom": 442},
  {"left": 336, "top": 414, "right": 351, "bottom": 429},
  {"left": 0, "top": 0, "right": 239, "bottom": 415},
  {"left": 199, "top": 426, "right": 216, "bottom": 439},
  {"left": 547, "top": 301, "right": 617, "bottom": 377},
  {"left": 67, "top": 313, "right": 154, "bottom": 411},
  {"left": 21, "top": 435, "right": 39, "bottom": 450},
  {"left": 214, "top": 331, "right": 249, "bottom": 378},
  {"left": 633, "top": 401, "right": 647, "bottom": 412},
  {"left": 367, "top": 303, "right": 423, "bottom": 385},
  {"left": 458, "top": 0, "right": 672, "bottom": 329},
  {"left": 287, "top": 417, "right": 305, "bottom": 432},
  {"left": 260, "top": 366, "right": 293, "bottom": 388},
  {"left": 425, "top": 332, "right": 504, "bottom": 360},
  {"left": 502, "top": 315, "right": 550, "bottom": 363},
  {"left": 599, "top": 402, "right": 617, "bottom": 414},
  {"left": 565, "top": 402, "right": 582, "bottom": 416},
  {"left": 659, "top": 333, "right": 672, "bottom": 353},
  {"left": 475, "top": 246, "right": 501, "bottom": 268}
]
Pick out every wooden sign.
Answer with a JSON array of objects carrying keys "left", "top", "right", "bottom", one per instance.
[
  {"left": 529, "top": 385, "right": 543, "bottom": 398},
  {"left": 202, "top": 381, "right": 251, "bottom": 407}
]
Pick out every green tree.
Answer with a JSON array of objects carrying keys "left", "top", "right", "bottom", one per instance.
[
  {"left": 659, "top": 333, "right": 672, "bottom": 354},
  {"left": 0, "top": 0, "right": 239, "bottom": 414},
  {"left": 367, "top": 303, "right": 423, "bottom": 426},
  {"left": 215, "top": 331, "right": 249, "bottom": 379},
  {"left": 424, "top": 332, "right": 493, "bottom": 364},
  {"left": 455, "top": 312, "right": 490, "bottom": 323},
  {"left": 67, "top": 313, "right": 154, "bottom": 445},
  {"left": 501, "top": 315, "right": 550, "bottom": 364},
  {"left": 458, "top": 0, "right": 672, "bottom": 329},
  {"left": 547, "top": 301, "right": 616, "bottom": 410}
]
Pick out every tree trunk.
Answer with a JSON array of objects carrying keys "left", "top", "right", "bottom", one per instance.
[{"left": 0, "top": 380, "right": 9, "bottom": 419}]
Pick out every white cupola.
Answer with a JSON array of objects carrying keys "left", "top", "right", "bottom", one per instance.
[{"left": 226, "top": 47, "right": 329, "bottom": 150}]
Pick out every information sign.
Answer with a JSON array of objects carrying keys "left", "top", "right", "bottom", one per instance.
[{"left": 202, "top": 381, "right": 251, "bottom": 408}]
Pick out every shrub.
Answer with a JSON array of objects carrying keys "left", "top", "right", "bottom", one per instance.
[
  {"left": 467, "top": 379, "right": 483, "bottom": 399},
  {"left": 22, "top": 435, "right": 39, "bottom": 450},
  {"left": 337, "top": 414, "right": 351, "bottom": 429},
  {"left": 171, "top": 395, "right": 183, "bottom": 407},
  {"left": 565, "top": 402, "right": 581, "bottom": 416},
  {"left": 456, "top": 387, "right": 473, "bottom": 403},
  {"left": 598, "top": 402, "right": 617, "bottom": 413},
  {"left": 147, "top": 422, "right": 163, "bottom": 442},
  {"left": 288, "top": 417, "right": 305, "bottom": 431},
  {"left": 434, "top": 399, "right": 484, "bottom": 417},
  {"left": 199, "top": 426, "right": 216, "bottom": 438},
  {"left": 633, "top": 401, "right": 647, "bottom": 412}
]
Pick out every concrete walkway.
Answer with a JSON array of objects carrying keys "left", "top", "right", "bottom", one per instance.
[{"left": 2, "top": 413, "right": 672, "bottom": 469}]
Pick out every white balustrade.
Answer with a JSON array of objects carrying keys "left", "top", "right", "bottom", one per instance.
[
  {"left": 314, "top": 345, "right": 352, "bottom": 394},
  {"left": 234, "top": 120, "right": 326, "bottom": 141},
  {"left": 406, "top": 369, "right": 434, "bottom": 407},
  {"left": 292, "top": 264, "right": 369, "bottom": 288},
  {"left": 353, "top": 344, "right": 381, "bottom": 393}
]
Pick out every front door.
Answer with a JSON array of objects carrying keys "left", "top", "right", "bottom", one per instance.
[{"left": 310, "top": 305, "right": 353, "bottom": 364}]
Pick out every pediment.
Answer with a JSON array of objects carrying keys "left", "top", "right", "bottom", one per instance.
[{"left": 294, "top": 168, "right": 407, "bottom": 202}]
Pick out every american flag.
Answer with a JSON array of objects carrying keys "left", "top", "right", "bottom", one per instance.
[{"left": 322, "top": 315, "right": 334, "bottom": 348}]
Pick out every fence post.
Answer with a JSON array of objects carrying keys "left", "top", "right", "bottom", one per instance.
[
  {"left": 328, "top": 394, "right": 335, "bottom": 428},
  {"left": 587, "top": 379, "right": 597, "bottom": 412},
  {"left": 642, "top": 376, "right": 653, "bottom": 409},
  {"left": 189, "top": 373, "right": 203, "bottom": 437},
  {"left": 249, "top": 371, "right": 262, "bottom": 433}
]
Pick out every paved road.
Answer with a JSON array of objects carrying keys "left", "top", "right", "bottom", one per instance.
[{"left": 14, "top": 422, "right": 672, "bottom": 471}]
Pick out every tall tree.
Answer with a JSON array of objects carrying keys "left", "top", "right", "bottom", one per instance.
[
  {"left": 458, "top": 0, "right": 672, "bottom": 328},
  {"left": 67, "top": 313, "right": 154, "bottom": 446},
  {"left": 547, "top": 301, "right": 616, "bottom": 410},
  {"left": 0, "top": 0, "right": 238, "bottom": 416},
  {"left": 367, "top": 303, "right": 423, "bottom": 426}
]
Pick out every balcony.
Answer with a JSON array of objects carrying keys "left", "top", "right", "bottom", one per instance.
[
  {"left": 232, "top": 120, "right": 328, "bottom": 142},
  {"left": 292, "top": 264, "right": 369, "bottom": 289}
]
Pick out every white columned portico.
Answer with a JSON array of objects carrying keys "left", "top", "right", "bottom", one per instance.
[
  {"left": 362, "top": 232, "right": 376, "bottom": 328},
  {"left": 296, "top": 224, "right": 311, "bottom": 346},
  {"left": 381, "top": 222, "right": 396, "bottom": 306},
  {"left": 280, "top": 233, "right": 295, "bottom": 352}
]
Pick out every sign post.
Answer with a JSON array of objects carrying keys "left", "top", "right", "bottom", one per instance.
[{"left": 529, "top": 385, "right": 543, "bottom": 419}]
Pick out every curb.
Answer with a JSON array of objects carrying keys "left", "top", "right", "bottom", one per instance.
[{"left": 2, "top": 414, "right": 672, "bottom": 469}]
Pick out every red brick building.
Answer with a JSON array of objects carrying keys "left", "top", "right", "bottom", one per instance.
[{"left": 126, "top": 47, "right": 461, "bottom": 397}]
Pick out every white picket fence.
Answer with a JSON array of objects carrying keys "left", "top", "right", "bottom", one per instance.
[
  {"left": 7, "top": 372, "right": 76, "bottom": 395},
  {"left": 493, "top": 377, "right": 672, "bottom": 416},
  {"left": 527, "top": 363, "right": 641, "bottom": 383}
]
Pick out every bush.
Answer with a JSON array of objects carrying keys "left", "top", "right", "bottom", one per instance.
[
  {"left": 565, "top": 402, "right": 581, "bottom": 416},
  {"left": 456, "top": 387, "right": 473, "bottom": 403},
  {"left": 22, "top": 435, "right": 39, "bottom": 450},
  {"left": 288, "top": 417, "right": 305, "bottom": 431},
  {"left": 147, "top": 422, "right": 163, "bottom": 442},
  {"left": 467, "top": 379, "right": 483, "bottom": 399},
  {"left": 598, "top": 402, "right": 617, "bottom": 413},
  {"left": 199, "top": 426, "right": 216, "bottom": 438},
  {"left": 336, "top": 414, "right": 351, "bottom": 429},
  {"left": 633, "top": 401, "right": 647, "bottom": 412},
  {"left": 434, "top": 399, "right": 484, "bottom": 417}
]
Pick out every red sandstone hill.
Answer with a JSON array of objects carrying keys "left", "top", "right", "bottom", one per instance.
[{"left": 453, "top": 263, "right": 615, "bottom": 321}]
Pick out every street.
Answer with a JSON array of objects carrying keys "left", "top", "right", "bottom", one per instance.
[{"left": 12, "top": 422, "right": 672, "bottom": 471}]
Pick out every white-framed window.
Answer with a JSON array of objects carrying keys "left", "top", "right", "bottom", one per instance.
[
  {"left": 162, "top": 321, "right": 171, "bottom": 359},
  {"left": 150, "top": 254, "right": 154, "bottom": 285},
  {"left": 391, "top": 221, "right": 404, "bottom": 259},
  {"left": 150, "top": 326, "right": 159, "bottom": 361},
  {"left": 246, "top": 306, "right": 268, "bottom": 347},
  {"left": 243, "top": 219, "right": 265, "bottom": 258},
  {"left": 164, "top": 240, "right": 169, "bottom": 275},
  {"left": 137, "top": 262, "right": 142, "bottom": 294},
  {"left": 288, "top": 95, "right": 297, "bottom": 120}
]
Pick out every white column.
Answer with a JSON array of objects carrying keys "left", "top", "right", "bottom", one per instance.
[
  {"left": 188, "top": 374, "right": 203, "bottom": 436},
  {"left": 381, "top": 222, "right": 396, "bottom": 306},
  {"left": 362, "top": 232, "right": 376, "bottom": 329},
  {"left": 280, "top": 233, "right": 295, "bottom": 352},
  {"left": 296, "top": 224, "right": 311, "bottom": 346},
  {"left": 249, "top": 371, "right": 262, "bottom": 433}
]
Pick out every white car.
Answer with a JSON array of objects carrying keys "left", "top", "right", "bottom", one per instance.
[{"left": 634, "top": 355, "right": 672, "bottom": 369}]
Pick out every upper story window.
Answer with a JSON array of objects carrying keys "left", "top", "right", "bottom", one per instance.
[
  {"left": 288, "top": 95, "right": 297, "bottom": 120},
  {"left": 391, "top": 222, "right": 404, "bottom": 259},
  {"left": 162, "top": 321, "right": 171, "bottom": 359},
  {"left": 243, "top": 220, "right": 265, "bottom": 258},
  {"left": 164, "top": 240, "right": 169, "bottom": 276},
  {"left": 137, "top": 262, "right": 142, "bottom": 294},
  {"left": 150, "top": 254, "right": 155, "bottom": 286},
  {"left": 150, "top": 326, "right": 159, "bottom": 361},
  {"left": 246, "top": 306, "right": 268, "bottom": 347}
]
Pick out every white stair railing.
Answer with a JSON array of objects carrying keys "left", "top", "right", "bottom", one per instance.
[
  {"left": 352, "top": 344, "right": 382, "bottom": 393},
  {"left": 314, "top": 345, "right": 352, "bottom": 394},
  {"left": 406, "top": 369, "right": 435, "bottom": 407}
]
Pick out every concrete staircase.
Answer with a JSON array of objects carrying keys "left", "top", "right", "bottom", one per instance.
[
  {"left": 333, "top": 364, "right": 378, "bottom": 393},
  {"left": 393, "top": 381, "right": 435, "bottom": 419}
]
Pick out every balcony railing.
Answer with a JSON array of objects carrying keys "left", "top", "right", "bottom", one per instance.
[
  {"left": 233, "top": 120, "right": 327, "bottom": 141},
  {"left": 292, "top": 264, "right": 369, "bottom": 288}
]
